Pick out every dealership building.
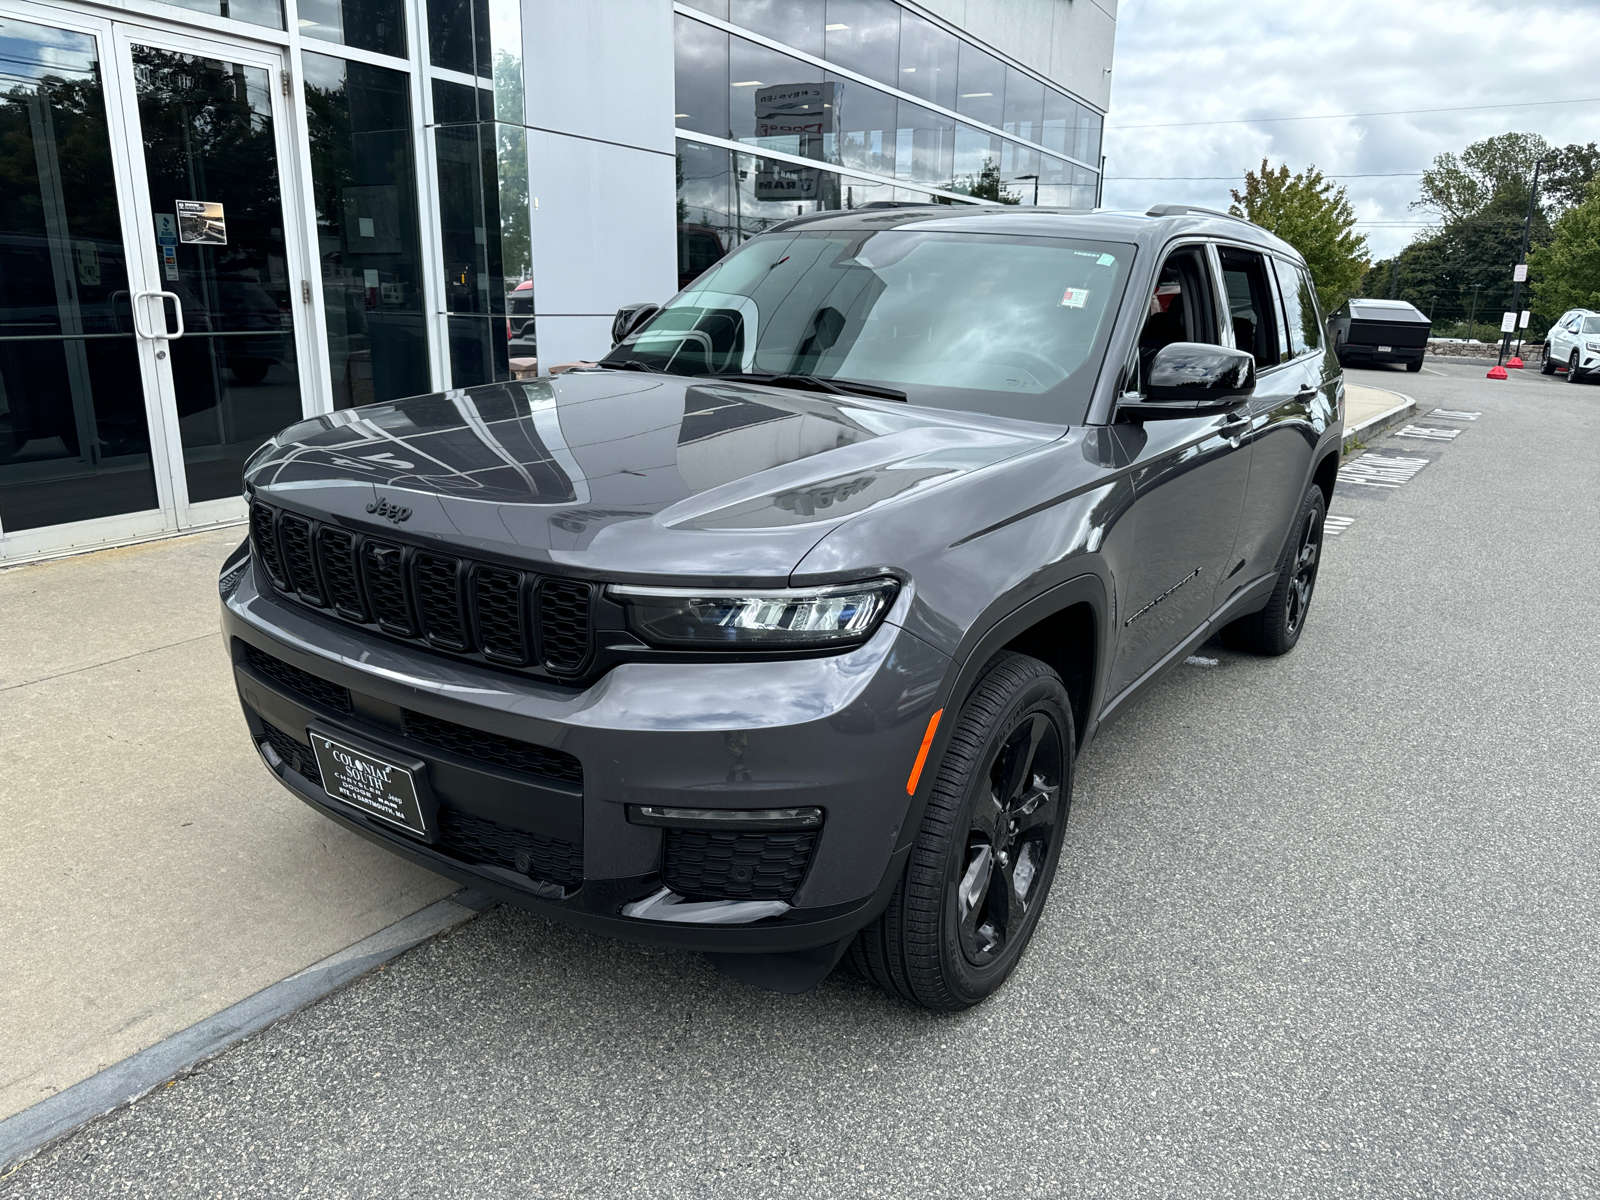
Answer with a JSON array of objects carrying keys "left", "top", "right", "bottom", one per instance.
[{"left": 0, "top": 0, "right": 1114, "bottom": 562}]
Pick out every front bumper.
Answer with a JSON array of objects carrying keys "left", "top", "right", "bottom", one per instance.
[{"left": 222, "top": 561, "right": 949, "bottom": 954}]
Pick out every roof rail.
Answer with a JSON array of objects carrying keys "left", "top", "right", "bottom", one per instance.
[{"left": 1145, "top": 203, "right": 1255, "bottom": 224}]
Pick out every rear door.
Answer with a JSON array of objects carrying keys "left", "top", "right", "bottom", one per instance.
[
  {"left": 1101, "top": 242, "right": 1252, "bottom": 701},
  {"left": 1224, "top": 247, "right": 1321, "bottom": 592}
]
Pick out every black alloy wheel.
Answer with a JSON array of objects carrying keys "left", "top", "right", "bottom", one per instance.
[
  {"left": 849, "top": 652, "right": 1074, "bottom": 1010},
  {"left": 1222, "top": 483, "right": 1327, "bottom": 656},
  {"left": 1540, "top": 344, "right": 1556, "bottom": 374},
  {"left": 1569, "top": 350, "right": 1583, "bottom": 383}
]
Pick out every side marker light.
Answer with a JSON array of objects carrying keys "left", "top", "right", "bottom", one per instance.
[{"left": 906, "top": 708, "right": 944, "bottom": 795}]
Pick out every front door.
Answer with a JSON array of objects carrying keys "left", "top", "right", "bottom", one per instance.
[{"left": 0, "top": 7, "right": 315, "bottom": 562}]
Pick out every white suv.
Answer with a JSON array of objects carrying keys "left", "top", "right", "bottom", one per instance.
[{"left": 1544, "top": 309, "right": 1600, "bottom": 382}]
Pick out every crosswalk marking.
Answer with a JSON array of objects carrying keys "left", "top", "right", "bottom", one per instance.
[
  {"left": 1429, "top": 409, "right": 1481, "bottom": 421},
  {"left": 1324, "top": 515, "right": 1355, "bottom": 535},
  {"left": 1395, "top": 425, "right": 1461, "bottom": 441},
  {"left": 1338, "top": 454, "right": 1431, "bottom": 488}
]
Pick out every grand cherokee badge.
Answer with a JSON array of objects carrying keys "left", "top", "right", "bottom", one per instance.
[{"left": 366, "top": 497, "right": 411, "bottom": 524}]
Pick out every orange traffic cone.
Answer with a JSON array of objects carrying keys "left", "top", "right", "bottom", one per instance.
[
  {"left": 1487, "top": 364, "right": 1509, "bottom": 379},
  {"left": 1506, "top": 356, "right": 1524, "bottom": 368}
]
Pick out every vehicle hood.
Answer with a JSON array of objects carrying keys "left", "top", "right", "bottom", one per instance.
[{"left": 245, "top": 372, "right": 1058, "bottom": 582}]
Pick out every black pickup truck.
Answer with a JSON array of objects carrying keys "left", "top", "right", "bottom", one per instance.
[{"left": 1328, "top": 298, "right": 1431, "bottom": 372}]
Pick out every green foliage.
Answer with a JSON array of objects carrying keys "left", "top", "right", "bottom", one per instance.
[
  {"left": 1544, "top": 142, "right": 1600, "bottom": 213},
  {"left": 494, "top": 51, "right": 531, "bottom": 282},
  {"left": 954, "top": 159, "right": 1021, "bottom": 205},
  {"left": 1529, "top": 179, "right": 1600, "bottom": 319},
  {"left": 1414, "top": 132, "right": 1552, "bottom": 223},
  {"left": 1229, "top": 160, "right": 1368, "bottom": 311}
]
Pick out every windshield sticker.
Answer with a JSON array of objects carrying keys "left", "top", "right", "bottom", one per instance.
[
  {"left": 1060, "top": 287, "right": 1090, "bottom": 309},
  {"left": 1097, "top": 253, "right": 1116, "bottom": 266}
]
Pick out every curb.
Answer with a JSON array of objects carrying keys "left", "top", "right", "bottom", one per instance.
[
  {"left": 1343, "top": 391, "right": 1416, "bottom": 454},
  {"left": 0, "top": 889, "right": 493, "bottom": 1176}
]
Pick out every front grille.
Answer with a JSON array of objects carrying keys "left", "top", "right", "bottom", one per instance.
[
  {"left": 437, "top": 808, "right": 583, "bottom": 886},
  {"left": 250, "top": 502, "right": 287, "bottom": 589},
  {"left": 243, "top": 644, "right": 353, "bottom": 714},
  {"left": 539, "top": 579, "right": 594, "bottom": 673},
  {"left": 402, "top": 709, "right": 583, "bottom": 786},
  {"left": 317, "top": 528, "right": 365, "bottom": 621},
  {"left": 663, "top": 828, "right": 817, "bottom": 903},
  {"left": 260, "top": 722, "right": 322, "bottom": 785},
  {"left": 278, "top": 513, "right": 322, "bottom": 605},
  {"left": 249, "top": 502, "right": 595, "bottom": 680}
]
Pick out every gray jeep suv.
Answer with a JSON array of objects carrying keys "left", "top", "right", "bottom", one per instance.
[{"left": 221, "top": 204, "right": 1343, "bottom": 1010}]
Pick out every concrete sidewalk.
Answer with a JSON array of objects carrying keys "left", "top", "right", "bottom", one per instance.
[
  {"left": 1344, "top": 382, "right": 1414, "bottom": 448},
  {"left": 0, "top": 530, "right": 454, "bottom": 1123}
]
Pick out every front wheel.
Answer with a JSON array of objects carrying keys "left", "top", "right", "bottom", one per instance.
[
  {"left": 1569, "top": 351, "right": 1584, "bottom": 383},
  {"left": 850, "top": 653, "right": 1074, "bottom": 1011},
  {"left": 1221, "top": 484, "right": 1327, "bottom": 656}
]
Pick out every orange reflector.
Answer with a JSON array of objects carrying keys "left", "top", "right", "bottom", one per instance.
[{"left": 906, "top": 708, "right": 944, "bottom": 795}]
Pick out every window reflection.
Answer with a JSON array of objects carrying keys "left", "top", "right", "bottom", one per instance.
[
  {"left": 822, "top": 0, "right": 900, "bottom": 87},
  {"left": 161, "top": 0, "right": 283, "bottom": 31},
  {"left": 894, "top": 100, "right": 953, "bottom": 188},
  {"left": 1002, "top": 67, "right": 1043, "bottom": 145},
  {"left": 297, "top": 0, "right": 405, "bottom": 57},
  {"left": 303, "top": 52, "right": 429, "bottom": 408},
  {"left": 832, "top": 75, "right": 896, "bottom": 176},
  {"left": 675, "top": 15, "right": 729, "bottom": 138},
  {"left": 896, "top": 10, "right": 957, "bottom": 110},
  {"left": 427, "top": 0, "right": 490, "bottom": 75},
  {"left": 954, "top": 41, "right": 1004, "bottom": 128},
  {"left": 732, "top": 0, "right": 823, "bottom": 56}
]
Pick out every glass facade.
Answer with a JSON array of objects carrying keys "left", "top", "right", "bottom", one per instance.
[{"left": 672, "top": 2, "right": 1104, "bottom": 285}]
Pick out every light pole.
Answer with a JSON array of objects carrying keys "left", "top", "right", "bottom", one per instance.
[
  {"left": 1499, "top": 156, "right": 1547, "bottom": 366},
  {"left": 1467, "top": 283, "right": 1482, "bottom": 343},
  {"left": 1015, "top": 173, "right": 1040, "bottom": 206}
]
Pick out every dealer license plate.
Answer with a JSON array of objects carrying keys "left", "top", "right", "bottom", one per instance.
[
  {"left": 1377, "top": 345, "right": 1392, "bottom": 353},
  {"left": 308, "top": 730, "right": 428, "bottom": 836}
]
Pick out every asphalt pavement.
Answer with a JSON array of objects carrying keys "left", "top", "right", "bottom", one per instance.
[{"left": 6, "top": 361, "right": 1599, "bottom": 1198}]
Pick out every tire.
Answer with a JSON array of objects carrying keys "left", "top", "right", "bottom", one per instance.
[
  {"left": 1405, "top": 358, "right": 1422, "bottom": 373},
  {"left": 1540, "top": 344, "right": 1556, "bottom": 375},
  {"left": 849, "top": 652, "right": 1074, "bottom": 1011},
  {"left": 1569, "top": 351, "right": 1584, "bottom": 384},
  {"left": 1221, "top": 484, "right": 1327, "bottom": 656}
]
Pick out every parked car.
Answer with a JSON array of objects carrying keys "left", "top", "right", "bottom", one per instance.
[
  {"left": 1327, "top": 297, "right": 1431, "bottom": 372},
  {"left": 506, "top": 279, "right": 536, "bottom": 358},
  {"left": 222, "top": 203, "right": 1343, "bottom": 1010},
  {"left": 1542, "top": 308, "right": 1600, "bottom": 381}
]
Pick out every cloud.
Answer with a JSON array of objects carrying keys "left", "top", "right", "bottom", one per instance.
[{"left": 1103, "top": 0, "right": 1600, "bottom": 257}]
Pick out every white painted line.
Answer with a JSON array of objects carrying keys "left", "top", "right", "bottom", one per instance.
[
  {"left": 1184, "top": 655, "right": 1218, "bottom": 667},
  {"left": 0, "top": 890, "right": 491, "bottom": 1173},
  {"left": 1419, "top": 366, "right": 1449, "bottom": 376},
  {"left": 1338, "top": 454, "right": 1431, "bottom": 488},
  {"left": 1395, "top": 425, "right": 1461, "bottom": 441},
  {"left": 1324, "top": 515, "right": 1355, "bottom": 535},
  {"left": 1429, "top": 409, "right": 1481, "bottom": 420}
]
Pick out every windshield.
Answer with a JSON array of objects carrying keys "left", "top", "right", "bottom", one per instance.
[
  {"left": 603, "top": 228, "right": 1134, "bottom": 425},
  {"left": 1583, "top": 315, "right": 1600, "bottom": 335}
]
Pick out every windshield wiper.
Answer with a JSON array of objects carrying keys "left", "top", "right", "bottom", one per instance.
[{"left": 707, "top": 371, "right": 906, "bottom": 402}]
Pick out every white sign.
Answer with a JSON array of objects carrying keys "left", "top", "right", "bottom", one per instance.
[
  {"left": 1500, "top": 311, "right": 1516, "bottom": 333},
  {"left": 1513, "top": 263, "right": 1528, "bottom": 282},
  {"left": 1520, "top": 310, "right": 1531, "bottom": 329}
]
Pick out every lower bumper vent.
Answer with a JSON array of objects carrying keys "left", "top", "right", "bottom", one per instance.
[
  {"left": 260, "top": 722, "right": 323, "bottom": 784},
  {"left": 663, "top": 828, "right": 816, "bottom": 902},
  {"left": 437, "top": 808, "right": 584, "bottom": 887}
]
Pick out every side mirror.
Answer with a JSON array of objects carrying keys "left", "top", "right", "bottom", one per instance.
[
  {"left": 1123, "top": 342, "right": 1256, "bottom": 419},
  {"left": 612, "top": 302, "right": 661, "bottom": 346}
]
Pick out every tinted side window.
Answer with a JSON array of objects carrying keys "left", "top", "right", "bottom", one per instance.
[
  {"left": 1273, "top": 257, "right": 1318, "bottom": 357},
  {"left": 1136, "top": 245, "right": 1220, "bottom": 382},
  {"left": 1218, "top": 246, "right": 1285, "bottom": 367}
]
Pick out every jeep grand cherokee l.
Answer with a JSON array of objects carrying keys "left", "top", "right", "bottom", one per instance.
[{"left": 221, "top": 204, "right": 1343, "bottom": 1010}]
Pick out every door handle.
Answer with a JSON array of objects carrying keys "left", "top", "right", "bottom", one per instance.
[
  {"left": 1295, "top": 385, "right": 1319, "bottom": 399},
  {"left": 131, "top": 290, "right": 185, "bottom": 340}
]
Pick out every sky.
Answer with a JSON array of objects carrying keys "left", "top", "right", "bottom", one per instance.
[{"left": 1100, "top": 0, "right": 1600, "bottom": 259}]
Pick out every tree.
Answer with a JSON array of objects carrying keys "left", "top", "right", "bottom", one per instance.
[
  {"left": 1529, "top": 179, "right": 1600, "bottom": 319},
  {"left": 954, "top": 158, "right": 1020, "bottom": 205},
  {"left": 1413, "top": 132, "right": 1552, "bottom": 224},
  {"left": 1544, "top": 142, "right": 1600, "bottom": 213},
  {"left": 1229, "top": 160, "right": 1368, "bottom": 310}
]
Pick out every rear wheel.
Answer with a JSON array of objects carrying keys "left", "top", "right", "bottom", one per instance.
[
  {"left": 850, "top": 653, "right": 1073, "bottom": 1011},
  {"left": 1569, "top": 351, "right": 1584, "bottom": 383},
  {"left": 1221, "top": 484, "right": 1326, "bottom": 656},
  {"left": 1540, "top": 344, "right": 1556, "bottom": 375},
  {"left": 1405, "top": 358, "right": 1422, "bottom": 373}
]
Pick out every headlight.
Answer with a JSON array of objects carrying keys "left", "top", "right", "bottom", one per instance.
[
  {"left": 1586, "top": 340, "right": 1600, "bottom": 352},
  {"left": 609, "top": 579, "right": 899, "bottom": 648}
]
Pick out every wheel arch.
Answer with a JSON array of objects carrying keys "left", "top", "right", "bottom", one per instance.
[{"left": 1311, "top": 447, "right": 1340, "bottom": 510}]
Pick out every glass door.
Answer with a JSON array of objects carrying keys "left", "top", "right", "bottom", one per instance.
[
  {"left": 113, "top": 25, "right": 313, "bottom": 523},
  {"left": 0, "top": 13, "right": 166, "bottom": 547}
]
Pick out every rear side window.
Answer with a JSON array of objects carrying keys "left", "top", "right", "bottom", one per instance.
[
  {"left": 1273, "top": 257, "right": 1322, "bottom": 357},
  {"left": 1218, "top": 245, "right": 1286, "bottom": 367}
]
